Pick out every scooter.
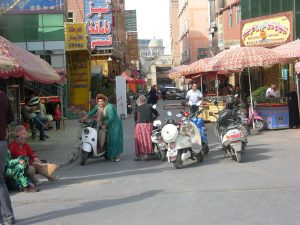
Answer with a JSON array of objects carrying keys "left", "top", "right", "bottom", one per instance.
[
  {"left": 210, "top": 101, "right": 247, "bottom": 163},
  {"left": 79, "top": 120, "right": 107, "bottom": 165},
  {"left": 151, "top": 119, "right": 168, "bottom": 161},
  {"left": 246, "top": 106, "right": 264, "bottom": 131},
  {"left": 178, "top": 109, "right": 209, "bottom": 155},
  {"left": 161, "top": 112, "right": 203, "bottom": 169}
]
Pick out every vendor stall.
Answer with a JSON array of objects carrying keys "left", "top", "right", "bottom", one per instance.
[{"left": 256, "top": 97, "right": 289, "bottom": 129}]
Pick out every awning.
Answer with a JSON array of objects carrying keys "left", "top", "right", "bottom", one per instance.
[{"left": 0, "top": 35, "right": 61, "bottom": 84}]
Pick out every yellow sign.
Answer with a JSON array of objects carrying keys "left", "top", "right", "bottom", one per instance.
[
  {"left": 241, "top": 12, "right": 293, "bottom": 47},
  {"left": 65, "top": 23, "right": 87, "bottom": 51}
]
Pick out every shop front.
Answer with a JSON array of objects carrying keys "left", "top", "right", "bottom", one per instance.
[
  {"left": 65, "top": 22, "right": 91, "bottom": 113},
  {"left": 240, "top": 12, "right": 295, "bottom": 129}
]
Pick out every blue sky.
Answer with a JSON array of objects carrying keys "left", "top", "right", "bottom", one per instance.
[{"left": 125, "top": 0, "right": 171, "bottom": 54}]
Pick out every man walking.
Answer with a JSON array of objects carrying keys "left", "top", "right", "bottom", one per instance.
[
  {"left": 0, "top": 90, "right": 15, "bottom": 225},
  {"left": 186, "top": 83, "right": 203, "bottom": 114}
]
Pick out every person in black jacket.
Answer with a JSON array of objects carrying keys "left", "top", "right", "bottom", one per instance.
[
  {"left": 134, "top": 95, "right": 159, "bottom": 161},
  {"left": 287, "top": 85, "right": 300, "bottom": 128}
]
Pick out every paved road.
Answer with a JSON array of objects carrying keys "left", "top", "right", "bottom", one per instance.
[{"left": 10, "top": 100, "right": 300, "bottom": 225}]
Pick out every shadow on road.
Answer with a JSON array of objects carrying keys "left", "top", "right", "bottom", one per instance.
[{"left": 17, "top": 190, "right": 163, "bottom": 225}]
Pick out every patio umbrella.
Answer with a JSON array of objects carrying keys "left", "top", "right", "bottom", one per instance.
[
  {"left": 179, "top": 58, "right": 214, "bottom": 77},
  {"left": 0, "top": 55, "right": 19, "bottom": 72},
  {"left": 274, "top": 39, "right": 300, "bottom": 62},
  {"left": 167, "top": 65, "right": 188, "bottom": 79},
  {"left": 211, "top": 47, "right": 283, "bottom": 129},
  {"left": 0, "top": 35, "right": 61, "bottom": 84}
]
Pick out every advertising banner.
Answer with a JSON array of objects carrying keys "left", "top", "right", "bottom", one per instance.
[
  {"left": 1, "top": 0, "right": 64, "bottom": 14},
  {"left": 241, "top": 12, "right": 293, "bottom": 47},
  {"left": 65, "top": 23, "right": 87, "bottom": 51},
  {"left": 84, "top": 0, "right": 113, "bottom": 50}
]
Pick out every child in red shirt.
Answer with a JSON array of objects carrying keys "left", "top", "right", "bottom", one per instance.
[
  {"left": 9, "top": 125, "right": 59, "bottom": 186},
  {"left": 54, "top": 103, "right": 62, "bottom": 130}
]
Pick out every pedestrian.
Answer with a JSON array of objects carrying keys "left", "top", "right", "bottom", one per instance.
[
  {"left": 160, "top": 85, "right": 167, "bottom": 100},
  {"left": 22, "top": 98, "right": 47, "bottom": 141},
  {"left": 186, "top": 83, "right": 203, "bottom": 114},
  {"left": 134, "top": 95, "right": 159, "bottom": 161},
  {"left": 148, "top": 85, "right": 158, "bottom": 105},
  {"left": 287, "top": 85, "right": 300, "bottom": 128},
  {"left": 265, "top": 84, "right": 280, "bottom": 98},
  {"left": 54, "top": 104, "right": 62, "bottom": 130},
  {"left": 0, "top": 90, "right": 15, "bottom": 225},
  {"left": 9, "top": 125, "right": 59, "bottom": 186},
  {"left": 82, "top": 94, "right": 123, "bottom": 162}
]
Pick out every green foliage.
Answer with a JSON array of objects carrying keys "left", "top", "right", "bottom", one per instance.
[{"left": 248, "top": 86, "right": 269, "bottom": 103}]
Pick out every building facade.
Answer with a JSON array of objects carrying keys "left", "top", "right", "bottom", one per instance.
[
  {"left": 177, "top": 0, "right": 210, "bottom": 64},
  {"left": 169, "top": 0, "right": 180, "bottom": 67}
]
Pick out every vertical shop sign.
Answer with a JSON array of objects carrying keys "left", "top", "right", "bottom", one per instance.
[
  {"left": 65, "top": 23, "right": 87, "bottom": 51},
  {"left": 84, "top": 0, "right": 113, "bottom": 49}
]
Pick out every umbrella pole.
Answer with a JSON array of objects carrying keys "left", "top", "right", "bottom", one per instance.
[
  {"left": 201, "top": 75, "right": 203, "bottom": 107},
  {"left": 216, "top": 73, "right": 219, "bottom": 99},
  {"left": 239, "top": 72, "right": 242, "bottom": 101},
  {"left": 248, "top": 68, "right": 255, "bottom": 129}
]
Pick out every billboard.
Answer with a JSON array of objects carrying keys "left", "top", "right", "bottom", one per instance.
[
  {"left": 125, "top": 10, "right": 137, "bottom": 32},
  {"left": 1, "top": 0, "right": 65, "bottom": 14},
  {"left": 65, "top": 23, "right": 88, "bottom": 51},
  {"left": 84, "top": 0, "right": 113, "bottom": 50},
  {"left": 241, "top": 12, "right": 293, "bottom": 47}
]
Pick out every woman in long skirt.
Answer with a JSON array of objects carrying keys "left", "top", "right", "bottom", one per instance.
[
  {"left": 134, "top": 95, "right": 159, "bottom": 161},
  {"left": 84, "top": 94, "right": 123, "bottom": 161}
]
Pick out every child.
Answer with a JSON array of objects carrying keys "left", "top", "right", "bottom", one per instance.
[
  {"left": 5, "top": 148, "right": 39, "bottom": 192},
  {"left": 54, "top": 104, "right": 62, "bottom": 130},
  {"left": 8, "top": 125, "right": 59, "bottom": 186}
]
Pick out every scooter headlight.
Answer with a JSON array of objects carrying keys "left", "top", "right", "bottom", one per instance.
[{"left": 84, "top": 128, "right": 90, "bottom": 135}]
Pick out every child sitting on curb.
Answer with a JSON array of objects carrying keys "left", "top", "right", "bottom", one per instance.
[{"left": 8, "top": 125, "right": 60, "bottom": 186}]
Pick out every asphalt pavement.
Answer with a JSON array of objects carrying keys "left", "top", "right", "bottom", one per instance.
[{"left": 9, "top": 100, "right": 300, "bottom": 225}]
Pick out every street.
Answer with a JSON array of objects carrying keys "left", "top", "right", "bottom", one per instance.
[{"left": 9, "top": 101, "right": 300, "bottom": 225}]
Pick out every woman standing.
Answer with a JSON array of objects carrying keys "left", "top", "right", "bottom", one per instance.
[
  {"left": 287, "top": 86, "right": 300, "bottom": 128},
  {"left": 83, "top": 94, "right": 123, "bottom": 161},
  {"left": 134, "top": 95, "right": 159, "bottom": 161}
]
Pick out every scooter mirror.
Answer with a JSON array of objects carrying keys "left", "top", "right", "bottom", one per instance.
[
  {"left": 167, "top": 111, "right": 173, "bottom": 117},
  {"left": 152, "top": 104, "right": 157, "bottom": 109},
  {"left": 214, "top": 101, "right": 218, "bottom": 106},
  {"left": 209, "top": 112, "right": 214, "bottom": 116}
]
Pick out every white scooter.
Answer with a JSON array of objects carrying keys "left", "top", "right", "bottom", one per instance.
[
  {"left": 79, "top": 120, "right": 107, "bottom": 165},
  {"left": 161, "top": 112, "right": 203, "bottom": 169}
]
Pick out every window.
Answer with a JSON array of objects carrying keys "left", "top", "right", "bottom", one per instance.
[
  {"left": 67, "top": 12, "right": 74, "bottom": 22},
  {"left": 236, "top": 5, "right": 241, "bottom": 24},
  {"left": 228, "top": 8, "right": 232, "bottom": 28}
]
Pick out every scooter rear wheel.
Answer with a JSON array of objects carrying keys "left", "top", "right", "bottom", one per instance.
[{"left": 80, "top": 151, "right": 89, "bottom": 166}]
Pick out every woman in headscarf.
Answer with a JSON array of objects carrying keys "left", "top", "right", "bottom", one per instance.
[
  {"left": 134, "top": 95, "right": 159, "bottom": 161},
  {"left": 83, "top": 94, "right": 123, "bottom": 161},
  {"left": 286, "top": 85, "right": 300, "bottom": 128}
]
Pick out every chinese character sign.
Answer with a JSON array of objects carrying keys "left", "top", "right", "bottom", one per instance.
[
  {"left": 84, "top": 0, "right": 113, "bottom": 49},
  {"left": 65, "top": 23, "right": 87, "bottom": 51}
]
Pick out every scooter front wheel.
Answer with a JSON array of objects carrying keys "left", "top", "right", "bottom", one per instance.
[
  {"left": 255, "top": 120, "right": 264, "bottom": 131},
  {"left": 172, "top": 152, "right": 183, "bottom": 169},
  {"left": 235, "top": 151, "right": 242, "bottom": 163},
  {"left": 201, "top": 143, "right": 209, "bottom": 155},
  {"left": 80, "top": 150, "right": 89, "bottom": 166}
]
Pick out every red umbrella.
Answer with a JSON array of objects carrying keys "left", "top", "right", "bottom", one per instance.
[
  {"left": 274, "top": 39, "right": 300, "bottom": 62},
  {"left": 167, "top": 65, "right": 188, "bottom": 79},
  {"left": 211, "top": 46, "right": 283, "bottom": 129},
  {"left": 212, "top": 47, "right": 282, "bottom": 71},
  {"left": 0, "top": 35, "right": 61, "bottom": 84}
]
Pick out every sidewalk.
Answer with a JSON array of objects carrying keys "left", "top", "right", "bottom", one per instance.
[{"left": 28, "top": 119, "right": 81, "bottom": 166}]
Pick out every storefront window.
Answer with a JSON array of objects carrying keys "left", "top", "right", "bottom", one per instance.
[
  {"left": 250, "top": 0, "right": 260, "bottom": 18},
  {"left": 296, "top": 13, "right": 300, "bottom": 39},
  {"left": 26, "top": 27, "right": 44, "bottom": 42},
  {"left": 43, "top": 14, "right": 64, "bottom": 27},
  {"left": 228, "top": 8, "right": 233, "bottom": 27},
  {"left": 260, "top": 0, "right": 271, "bottom": 16},
  {"left": 236, "top": 5, "right": 241, "bottom": 24},
  {"left": 43, "top": 27, "right": 65, "bottom": 41},
  {"left": 241, "top": 0, "right": 250, "bottom": 19},
  {"left": 296, "top": 0, "right": 300, "bottom": 11},
  {"left": 271, "top": 0, "right": 281, "bottom": 14},
  {"left": 282, "top": 0, "right": 293, "bottom": 12}
]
